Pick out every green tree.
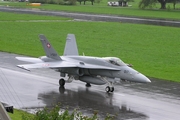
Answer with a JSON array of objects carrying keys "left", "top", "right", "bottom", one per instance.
[
  {"left": 158, "top": 0, "right": 167, "bottom": 9},
  {"left": 77, "top": 0, "right": 95, "bottom": 5},
  {"left": 139, "top": 0, "right": 156, "bottom": 9},
  {"left": 170, "top": 0, "right": 180, "bottom": 9},
  {"left": 139, "top": 0, "right": 180, "bottom": 9}
]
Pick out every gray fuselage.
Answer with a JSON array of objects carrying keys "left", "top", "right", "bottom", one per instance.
[{"left": 58, "top": 56, "right": 151, "bottom": 84}]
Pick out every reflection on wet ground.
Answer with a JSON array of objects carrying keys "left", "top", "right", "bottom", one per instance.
[
  {"left": 120, "top": 77, "right": 180, "bottom": 101},
  {"left": 38, "top": 87, "right": 147, "bottom": 120}
]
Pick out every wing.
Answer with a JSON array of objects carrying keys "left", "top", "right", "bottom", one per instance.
[
  {"left": 17, "top": 61, "right": 76, "bottom": 71},
  {"left": 17, "top": 61, "right": 120, "bottom": 71}
]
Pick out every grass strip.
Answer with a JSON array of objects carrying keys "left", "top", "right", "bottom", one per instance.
[{"left": 8, "top": 109, "right": 34, "bottom": 120}]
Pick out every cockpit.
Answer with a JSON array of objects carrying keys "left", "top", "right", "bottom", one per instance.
[{"left": 103, "top": 57, "right": 126, "bottom": 66}]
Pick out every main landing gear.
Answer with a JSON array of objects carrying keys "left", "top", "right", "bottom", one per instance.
[
  {"left": 59, "top": 78, "right": 65, "bottom": 87},
  {"left": 59, "top": 75, "right": 74, "bottom": 87}
]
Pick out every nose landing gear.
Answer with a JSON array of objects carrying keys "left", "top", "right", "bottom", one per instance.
[
  {"left": 100, "top": 77, "right": 115, "bottom": 93},
  {"left": 105, "top": 86, "right": 114, "bottom": 93},
  {"left": 86, "top": 83, "right": 91, "bottom": 87}
]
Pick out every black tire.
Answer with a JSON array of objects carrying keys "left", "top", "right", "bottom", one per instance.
[
  {"left": 105, "top": 86, "right": 110, "bottom": 93},
  {"left": 110, "top": 87, "right": 114, "bottom": 92},
  {"left": 86, "top": 83, "right": 91, "bottom": 87},
  {"left": 59, "top": 78, "right": 65, "bottom": 87}
]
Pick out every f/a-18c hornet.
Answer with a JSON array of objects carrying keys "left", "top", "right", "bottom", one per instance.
[{"left": 16, "top": 34, "right": 151, "bottom": 93}]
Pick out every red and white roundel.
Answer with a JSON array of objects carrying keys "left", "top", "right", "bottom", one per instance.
[{"left": 47, "top": 43, "right": 51, "bottom": 48}]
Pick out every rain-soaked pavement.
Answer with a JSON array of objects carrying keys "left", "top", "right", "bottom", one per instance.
[{"left": 0, "top": 52, "right": 180, "bottom": 120}]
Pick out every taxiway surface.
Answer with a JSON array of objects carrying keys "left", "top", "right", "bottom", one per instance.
[{"left": 0, "top": 52, "right": 180, "bottom": 120}]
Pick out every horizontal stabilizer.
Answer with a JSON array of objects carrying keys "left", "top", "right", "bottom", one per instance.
[
  {"left": 17, "top": 62, "right": 53, "bottom": 71},
  {"left": 17, "top": 65, "right": 31, "bottom": 71},
  {"left": 16, "top": 57, "right": 43, "bottom": 63}
]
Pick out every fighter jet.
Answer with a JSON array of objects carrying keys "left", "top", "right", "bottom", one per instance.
[{"left": 16, "top": 34, "right": 151, "bottom": 93}]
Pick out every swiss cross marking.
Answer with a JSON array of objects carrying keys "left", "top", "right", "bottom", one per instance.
[{"left": 47, "top": 43, "right": 51, "bottom": 48}]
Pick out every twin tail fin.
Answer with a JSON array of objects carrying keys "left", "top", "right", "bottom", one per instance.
[{"left": 39, "top": 34, "right": 62, "bottom": 60}]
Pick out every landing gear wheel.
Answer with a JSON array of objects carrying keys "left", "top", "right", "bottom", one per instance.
[
  {"left": 59, "top": 78, "right": 65, "bottom": 87},
  {"left": 105, "top": 86, "right": 111, "bottom": 93},
  {"left": 105, "top": 86, "right": 114, "bottom": 93},
  {"left": 110, "top": 87, "right": 114, "bottom": 92},
  {"left": 86, "top": 83, "right": 91, "bottom": 87}
]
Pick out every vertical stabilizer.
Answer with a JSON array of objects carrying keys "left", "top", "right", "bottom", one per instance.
[
  {"left": 39, "top": 34, "right": 61, "bottom": 60},
  {"left": 63, "top": 34, "right": 79, "bottom": 56}
]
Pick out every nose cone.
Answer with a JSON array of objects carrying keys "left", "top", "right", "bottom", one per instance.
[{"left": 134, "top": 73, "right": 151, "bottom": 83}]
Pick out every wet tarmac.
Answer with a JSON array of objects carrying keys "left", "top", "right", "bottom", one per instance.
[
  {"left": 0, "top": 52, "right": 180, "bottom": 120},
  {"left": 0, "top": 6, "right": 180, "bottom": 27}
]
